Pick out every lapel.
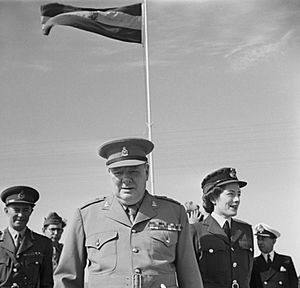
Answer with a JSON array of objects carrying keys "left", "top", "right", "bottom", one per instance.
[
  {"left": 231, "top": 219, "right": 245, "bottom": 245},
  {"left": 0, "top": 228, "right": 16, "bottom": 253},
  {"left": 205, "top": 215, "right": 230, "bottom": 244},
  {"left": 17, "top": 228, "right": 34, "bottom": 255},
  {"left": 134, "top": 192, "right": 158, "bottom": 225},
  {"left": 258, "top": 253, "right": 278, "bottom": 281},
  {"left": 105, "top": 196, "right": 132, "bottom": 227}
]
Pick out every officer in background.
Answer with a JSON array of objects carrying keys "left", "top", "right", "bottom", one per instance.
[
  {"left": 54, "top": 137, "right": 203, "bottom": 288},
  {"left": 42, "top": 212, "right": 66, "bottom": 272},
  {"left": 0, "top": 186, "right": 53, "bottom": 288},
  {"left": 190, "top": 167, "right": 254, "bottom": 288},
  {"left": 250, "top": 223, "right": 298, "bottom": 288}
]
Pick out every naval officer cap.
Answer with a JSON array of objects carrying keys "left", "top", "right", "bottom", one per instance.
[
  {"left": 254, "top": 223, "right": 281, "bottom": 239},
  {"left": 99, "top": 137, "right": 154, "bottom": 168},
  {"left": 201, "top": 167, "right": 247, "bottom": 194},
  {"left": 1, "top": 186, "right": 39, "bottom": 207}
]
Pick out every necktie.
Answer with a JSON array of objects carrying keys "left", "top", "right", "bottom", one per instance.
[
  {"left": 223, "top": 221, "right": 231, "bottom": 239},
  {"left": 126, "top": 206, "right": 137, "bottom": 223},
  {"left": 14, "top": 233, "right": 22, "bottom": 249},
  {"left": 267, "top": 254, "right": 272, "bottom": 267}
]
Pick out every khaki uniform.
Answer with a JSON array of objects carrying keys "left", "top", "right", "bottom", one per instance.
[
  {"left": 0, "top": 228, "right": 53, "bottom": 288},
  {"left": 191, "top": 215, "right": 254, "bottom": 288},
  {"left": 54, "top": 191, "right": 203, "bottom": 288}
]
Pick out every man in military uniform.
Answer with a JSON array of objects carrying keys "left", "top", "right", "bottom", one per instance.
[
  {"left": 42, "top": 212, "right": 66, "bottom": 272},
  {"left": 250, "top": 223, "right": 298, "bottom": 288},
  {"left": 54, "top": 137, "right": 203, "bottom": 288},
  {"left": 190, "top": 167, "right": 254, "bottom": 288},
  {"left": 0, "top": 186, "right": 53, "bottom": 288}
]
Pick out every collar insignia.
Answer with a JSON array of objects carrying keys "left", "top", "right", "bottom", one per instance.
[{"left": 152, "top": 200, "right": 158, "bottom": 207}]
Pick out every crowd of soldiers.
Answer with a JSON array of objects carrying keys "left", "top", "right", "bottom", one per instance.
[{"left": 0, "top": 137, "right": 299, "bottom": 288}]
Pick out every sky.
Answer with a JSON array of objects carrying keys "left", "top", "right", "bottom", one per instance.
[{"left": 1, "top": 0, "right": 300, "bottom": 272}]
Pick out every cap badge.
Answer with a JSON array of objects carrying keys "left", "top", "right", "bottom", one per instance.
[
  {"left": 18, "top": 191, "right": 25, "bottom": 199},
  {"left": 256, "top": 224, "right": 264, "bottom": 233},
  {"left": 121, "top": 147, "right": 129, "bottom": 157},
  {"left": 229, "top": 168, "right": 236, "bottom": 178}
]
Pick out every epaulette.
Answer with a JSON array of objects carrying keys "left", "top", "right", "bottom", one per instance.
[
  {"left": 80, "top": 197, "right": 106, "bottom": 209},
  {"left": 154, "top": 195, "right": 181, "bottom": 205}
]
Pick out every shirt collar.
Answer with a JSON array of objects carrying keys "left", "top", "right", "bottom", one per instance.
[
  {"left": 262, "top": 250, "right": 275, "bottom": 262},
  {"left": 211, "top": 211, "right": 232, "bottom": 228},
  {"left": 8, "top": 226, "right": 26, "bottom": 239}
]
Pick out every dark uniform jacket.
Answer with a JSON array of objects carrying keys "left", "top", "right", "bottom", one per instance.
[
  {"left": 250, "top": 253, "right": 298, "bottom": 288},
  {"left": 190, "top": 215, "right": 254, "bottom": 288},
  {"left": 0, "top": 228, "right": 53, "bottom": 288},
  {"left": 54, "top": 191, "right": 203, "bottom": 288}
]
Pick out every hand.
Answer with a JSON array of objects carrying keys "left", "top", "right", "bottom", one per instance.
[{"left": 187, "top": 210, "right": 203, "bottom": 224}]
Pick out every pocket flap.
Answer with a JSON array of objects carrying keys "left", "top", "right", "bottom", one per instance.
[{"left": 86, "top": 231, "right": 118, "bottom": 250}]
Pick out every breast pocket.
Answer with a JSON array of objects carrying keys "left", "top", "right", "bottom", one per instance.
[
  {"left": 200, "top": 237, "right": 229, "bottom": 276},
  {"left": 23, "top": 252, "right": 44, "bottom": 285},
  {"left": 0, "top": 255, "right": 10, "bottom": 283},
  {"left": 86, "top": 231, "right": 118, "bottom": 274},
  {"left": 150, "top": 230, "right": 178, "bottom": 261}
]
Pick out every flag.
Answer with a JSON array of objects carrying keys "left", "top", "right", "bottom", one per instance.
[{"left": 40, "top": 2, "right": 142, "bottom": 43}]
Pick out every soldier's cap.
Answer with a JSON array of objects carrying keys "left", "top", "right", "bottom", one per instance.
[
  {"left": 254, "top": 223, "right": 280, "bottom": 239},
  {"left": 98, "top": 137, "right": 154, "bottom": 168},
  {"left": 201, "top": 167, "right": 247, "bottom": 194},
  {"left": 1, "top": 186, "right": 39, "bottom": 207},
  {"left": 43, "top": 212, "right": 66, "bottom": 228}
]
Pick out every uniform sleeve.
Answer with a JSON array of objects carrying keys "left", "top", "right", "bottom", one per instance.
[
  {"left": 175, "top": 205, "right": 204, "bottom": 288},
  {"left": 189, "top": 223, "right": 202, "bottom": 262},
  {"left": 287, "top": 256, "right": 298, "bottom": 288},
  {"left": 54, "top": 208, "right": 87, "bottom": 288},
  {"left": 40, "top": 237, "right": 54, "bottom": 288}
]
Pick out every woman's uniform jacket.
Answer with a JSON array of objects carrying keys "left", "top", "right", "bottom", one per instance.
[{"left": 190, "top": 214, "right": 254, "bottom": 288}]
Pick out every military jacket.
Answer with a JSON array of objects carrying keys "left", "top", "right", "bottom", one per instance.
[
  {"left": 250, "top": 253, "right": 298, "bottom": 288},
  {"left": 190, "top": 215, "right": 254, "bottom": 288},
  {"left": 54, "top": 191, "right": 203, "bottom": 288},
  {"left": 0, "top": 228, "right": 53, "bottom": 288}
]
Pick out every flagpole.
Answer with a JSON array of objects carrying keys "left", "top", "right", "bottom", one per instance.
[{"left": 143, "top": 0, "right": 155, "bottom": 195}]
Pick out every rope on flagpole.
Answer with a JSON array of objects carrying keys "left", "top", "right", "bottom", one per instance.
[{"left": 143, "top": 0, "right": 155, "bottom": 195}]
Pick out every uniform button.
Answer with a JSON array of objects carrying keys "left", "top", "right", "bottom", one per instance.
[
  {"left": 231, "top": 247, "right": 234, "bottom": 251},
  {"left": 13, "top": 268, "right": 18, "bottom": 272},
  {"left": 264, "top": 281, "right": 268, "bottom": 285},
  {"left": 132, "top": 229, "right": 137, "bottom": 233},
  {"left": 132, "top": 248, "right": 139, "bottom": 253},
  {"left": 16, "top": 255, "right": 20, "bottom": 259},
  {"left": 278, "top": 281, "right": 283, "bottom": 285},
  {"left": 135, "top": 268, "right": 141, "bottom": 274},
  {"left": 35, "top": 261, "right": 39, "bottom": 265},
  {"left": 11, "top": 283, "right": 19, "bottom": 288},
  {"left": 209, "top": 249, "right": 214, "bottom": 253},
  {"left": 233, "top": 262, "right": 238, "bottom": 268}
]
